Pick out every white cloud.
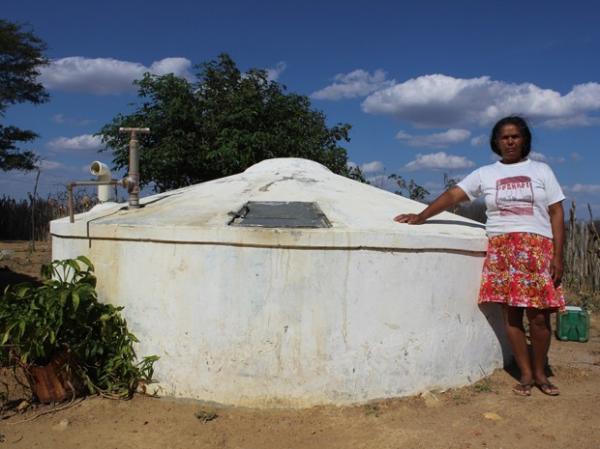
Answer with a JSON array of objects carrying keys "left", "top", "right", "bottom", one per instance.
[
  {"left": 38, "top": 160, "right": 65, "bottom": 170},
  {"left": 361, "top": 160, "right": 384, "bottom": 174},
  {"left": 47, "top": 134, "right": 105, "bottom": 152},
  {"left": 542, "top": 115, "right": 600, "bottom": 128},
  {"left": 470, "top": 134, "right": 487, "bottom": 146},
  {"left": 266, "top": 62, "right": 287, "bottom": 81},
  {"left": 347, "top": 160, "right": 358, "bottom": 169},
  {"left": 148, "top": 58, "right": 192, "bottom": 77},
  {"left": 530, "top": 151, "right": 566, "bottom": 164},
  {"left": 529, "top": 151, "right": 548, "bottom": 162},
  {"left": 51, "top": 113, "right": 94, "bottom": 126},
  {"left": 40, "top": 56, "right": 193, "bottom": 95},
  {"left": 404, "top": 152, "right": 475, "bottom": 171},
  {"left": 311, "top": 69, "right": 394, "bottom": 100},
  {"left": 565, "top": 184, "right": 600, "bottom": 194},
  {"left": 362, "top": 74, "right": 600, "bottom": 128},
  {"left": 396, "top": 128, "right": 470, "bottom": 148},
  {"left": 366, "top": 174, "right": 397, "bottom": 191},
  {"left": 0, "top": 162, "right": 97, "bottom": 199}
]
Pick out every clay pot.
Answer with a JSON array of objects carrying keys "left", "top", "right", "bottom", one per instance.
[{"left": 27, "top": 351, "right": 79, "bottom": 403}]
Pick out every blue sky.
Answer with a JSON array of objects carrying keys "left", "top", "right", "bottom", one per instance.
[{"left": 2, "top": 0, "right": 599, "bottom": 217}]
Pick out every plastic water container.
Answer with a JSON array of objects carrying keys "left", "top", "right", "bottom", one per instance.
[{"left": 556, "top": 306, "right": 589, "bottom": 342}]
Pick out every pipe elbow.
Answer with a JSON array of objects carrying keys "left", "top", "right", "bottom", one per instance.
[
  {"left": 90, "top": 161, "right": 116, "bottom": 203},
  {"left": 90, "top": 161, "right": 111, "bottom": 179}
]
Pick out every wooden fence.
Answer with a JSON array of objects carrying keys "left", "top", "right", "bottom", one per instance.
[
  {"left": 563, "top": 202, "right": 600, "bottom": 296},
  {"left": 0, "top": 193, "right": 96, "bottom": 241}
]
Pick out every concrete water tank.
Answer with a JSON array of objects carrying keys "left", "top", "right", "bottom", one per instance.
[{"left": 50, "top": 158, "right": 506, "bottom": 407}]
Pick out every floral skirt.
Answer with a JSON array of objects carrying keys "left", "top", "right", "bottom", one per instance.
[{"left": 479, "top": 232, "right": 565, "bottom": 310}]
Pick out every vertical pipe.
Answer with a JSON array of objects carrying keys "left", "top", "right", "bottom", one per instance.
[
  {"left": 128, "top": 131, "right": 140, "bottom": 208},
  {"left": 68, "top": 183, "right": 74, "bottom": 223},
  {"left": 119, "top": 127, "right": 150, "bottom": 209}
]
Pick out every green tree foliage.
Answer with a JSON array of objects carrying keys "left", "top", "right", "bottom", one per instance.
[
  {"left": 98, "top": 54, "right": 363, "bottom": 191},
  {"left": 0, "top": 20, "right": 49, "bottom": 171}
]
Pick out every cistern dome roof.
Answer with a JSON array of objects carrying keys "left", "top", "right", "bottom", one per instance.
[{"left": 51, "top": 158, "right": 486, "bottom": 252}]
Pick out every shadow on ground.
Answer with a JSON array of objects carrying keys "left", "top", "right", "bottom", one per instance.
[{"left": 0, "top": 266, "right": 41, "bottom": 292}]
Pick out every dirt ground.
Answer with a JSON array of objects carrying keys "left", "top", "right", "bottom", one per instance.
[{"left": 1, "top": 240, "right": 599, "bottom": 449}]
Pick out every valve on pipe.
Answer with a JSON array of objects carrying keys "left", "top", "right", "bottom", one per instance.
[{"left": 119, "top": 127, "right": 150, "bottom": 208}]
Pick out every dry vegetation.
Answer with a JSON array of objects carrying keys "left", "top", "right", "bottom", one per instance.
[
  {"left": 564, "top": 203, "right": 600, "bottom": 310},
  {"left": 0, "top": 193, "right": 97, "bottom": 242}
]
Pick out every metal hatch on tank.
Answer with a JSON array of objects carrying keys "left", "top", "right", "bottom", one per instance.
[{"left": 229, "top": 201, "right": 331, "bottom": 228}]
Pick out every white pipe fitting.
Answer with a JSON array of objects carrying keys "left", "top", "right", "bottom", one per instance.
[{"left": 90, "top": 161, "right": 116, "bottom": 203}]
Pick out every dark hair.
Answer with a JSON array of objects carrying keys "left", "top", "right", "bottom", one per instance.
[{"left": 489, "top": 116, "right": 532, "bottom": 157}]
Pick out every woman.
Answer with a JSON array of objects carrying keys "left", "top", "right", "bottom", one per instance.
[{"left": 395, "top": 116, "right": 565, "bottom": 396}]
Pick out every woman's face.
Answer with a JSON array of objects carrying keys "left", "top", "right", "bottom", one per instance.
[{"left": 496, "top": 124, "right": 525, "bottom": 164}]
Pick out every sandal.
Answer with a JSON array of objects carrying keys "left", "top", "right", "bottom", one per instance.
[
  {"left": 512, "top": 382, "right": 532, "bottom": 396},
  {"left": 536, "top": 382, "right": 560, "bottom": 396}
]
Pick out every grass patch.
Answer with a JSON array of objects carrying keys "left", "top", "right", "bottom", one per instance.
[
  {"left": 363, "top": 403, "right": 381, "bottom": 417},
  {"left": 472, "top": 377, "right": 494, "bottom": 393}
]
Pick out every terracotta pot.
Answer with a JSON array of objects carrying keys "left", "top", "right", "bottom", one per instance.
[{"left": 27, "top": 351, "right": 79, "bottom": 403}]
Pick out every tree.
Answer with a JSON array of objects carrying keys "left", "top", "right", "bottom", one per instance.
[
  {"left": 388, "top": 174, "right": 430, "bottom": 201},
  {"left": 441, "top": 172, "right": 487, "bottom": 222},
  {"left": 443, "top": 172, "right": 459, "bottom": 190},
  {"left": 0, "top": 20, "right": 49, "bottom": 171},
  {"left": 443, "top": 172, "right": 460, "bottom": 213},
  {"left": 98, "top": 53, "right": 364, "bottom": 192}
]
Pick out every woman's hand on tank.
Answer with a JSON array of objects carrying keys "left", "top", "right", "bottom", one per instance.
[
  {"left": 551, "top": 255, "right": 564, "bottom": 287},
  {"left": 393, "top": 188, "right": 465, "bottom": 226},
  {"left": 393, "top": 213, "right": 426, "bottom": 225}
]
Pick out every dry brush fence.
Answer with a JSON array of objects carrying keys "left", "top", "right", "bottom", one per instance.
[
  {"left": 563, "top": 202, "right": 600, "bottom": 303},
  {"left": 0, "top": 193, "right": 96, "bottom": 241}
]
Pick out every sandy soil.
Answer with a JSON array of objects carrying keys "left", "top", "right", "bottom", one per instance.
[
  {"left": 1, "top": 240, "right": 599, "bottom": 449},
  {"left": 0, "top": 240, "right": 50, "bottom": 291}
]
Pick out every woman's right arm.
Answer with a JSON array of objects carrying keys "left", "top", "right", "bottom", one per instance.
[{"left": 393, "top": 186, "right": 469, "bottom": 224}]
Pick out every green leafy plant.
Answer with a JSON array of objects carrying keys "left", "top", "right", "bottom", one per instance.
[{"left": 0, "top": 256, "right": 157, "bottom": 399}]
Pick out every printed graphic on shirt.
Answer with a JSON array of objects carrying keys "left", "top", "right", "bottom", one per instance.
[{"left": 495, "top": 176, "right": 534, "bottom": 216}]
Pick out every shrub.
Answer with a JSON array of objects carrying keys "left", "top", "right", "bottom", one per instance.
[{"left": 0, "top": 256, "right": 157, "bottom": 399}]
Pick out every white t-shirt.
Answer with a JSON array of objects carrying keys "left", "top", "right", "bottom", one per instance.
[{"left": 456, "top": 159, "right": 565, "bottom": 238}]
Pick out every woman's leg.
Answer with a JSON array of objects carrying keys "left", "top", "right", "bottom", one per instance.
[
  {"left": 503, "top": 305, "right": 533, "bottom": 385},
  {"left": 526, "top": 308, "right": 559, "bottom": 394}
]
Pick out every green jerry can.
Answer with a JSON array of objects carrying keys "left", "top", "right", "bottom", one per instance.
[{"left": 556, "top": 306, "right": 590, "bottom": 342}]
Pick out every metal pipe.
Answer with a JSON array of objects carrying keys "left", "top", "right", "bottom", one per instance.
[
  {"left": 67, "top": 183, "right": 73, "bottom": 224},
  {"left": 67, "top": 180, "right": 122, "bottom": 223},
  {"left": 119, "top": 127, "right": 150, "bottom": 209},
  {"left": 66, "top": 127, "right": 150, "bottom": 222}
]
